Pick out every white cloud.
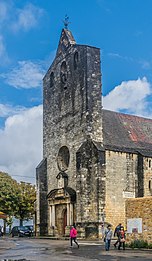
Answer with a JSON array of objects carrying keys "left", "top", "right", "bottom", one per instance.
[
  {"left": 0, "top": 34, "right": 9, "bottom": 64},
  {"left": 2, "top": 60, "right": 45, "bottom": 89},
  {"left": 108, "top": 52, "right": 122, "bottom": 58},
  {"left": 108, "top": 53, "right": 152, "bottom": 70},
  {"left": 108, "top": 52, "right": 133, "bottom": 62},
  {"left": 103, "top": 77, "right": 152, "bottom": 118},
  {"left": 0, "top": 1, "right": 44, "bottom": 32},
  {"left": 0, "top": 2, "right": 45, "bottom": 64},
  {"left": 0, "top": 105, "right": 43, "bottom": 183},
  {"left": 0, "top": 1, "right": 9, "bottom": 23},
  {"left": 12, "top": 3, "right": 44, "bottom": 32},
  {"left": 0, "top": 103, "right": 25, "bottom": 117},
  {"left": 139, "top": 60, "right": 151, "bottom": 70}
]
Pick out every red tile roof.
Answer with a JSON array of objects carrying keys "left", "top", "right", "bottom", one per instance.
[{"left": 103, "top": 110, "right": 152, "bottom": 156}]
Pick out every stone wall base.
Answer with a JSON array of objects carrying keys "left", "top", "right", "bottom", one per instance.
[{"left": 76, "top": 222, "right": 101, "bottom": 239}]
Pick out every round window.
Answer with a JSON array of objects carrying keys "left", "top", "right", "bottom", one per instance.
[{"left": 57, "top": 146, "right": 70, "bottom": 171}]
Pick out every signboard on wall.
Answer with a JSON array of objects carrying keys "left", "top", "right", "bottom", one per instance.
[
  {"left": 123, "top": 191, "right": 135, "bottom": 198},
  {"left": 127, "top": 218, "right": 142, "bottom": 233}
]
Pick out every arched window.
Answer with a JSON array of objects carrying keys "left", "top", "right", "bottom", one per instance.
[
  {"left": 60, "top": 61, "right": 67, "bottom": 84},
  {"left": 149, "top": 180, "right": 151, "bottom": 190},
  {"left": 74, "top": 51, "right": 78, "bottom": 70},
  {"left": 50, "top": 72, "right": 54, "bottom": 87}
]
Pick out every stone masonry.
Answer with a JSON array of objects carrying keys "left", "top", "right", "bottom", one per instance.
[
  {"left": 36, "top": 27, "right": 152, "bottom": 239},
  {"left": 126, "top": 197, "right": 152, "bottom": 243}
]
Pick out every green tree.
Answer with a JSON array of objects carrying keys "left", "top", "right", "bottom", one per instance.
[
  {"left": 0, "top": 171, "right": 20, "bottom": 233},
  {"left": 0, "top": 172, "right": 19, "bottom": 216},
  {"left": 0, "top": 172, "right": 36, "bottom": 227},
  {"left": 15, "top": 182, "right": 36, "bottom": 226}
]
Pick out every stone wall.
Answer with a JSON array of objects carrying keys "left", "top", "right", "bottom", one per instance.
[
  {"left": 43, "top": 41, "right": 102, "bottom": 196},
  {"left": 36, "top": 28, "right": 152, "bottom": 239},
  {"left": 126, "top": 197, "right": 152, "bottom": 243},
  {"left": 76, "top": 139, "right": 106, "bottom": 238},
  {"left": 105, "top": 150, "right": 138, "bottom": 229},
  {"left": 36, "top": 158, "right": 48, "bottom": 235},
  {"left": 143, "top": 157, "right": 152, "bottom": 196},
  {"left": 42, "top": 29, "right": 103, "bottom": 235}
]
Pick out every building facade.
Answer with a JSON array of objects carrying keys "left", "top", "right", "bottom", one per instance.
[{"left": 36, "top": 28, "right": 152, "bottom": 238}]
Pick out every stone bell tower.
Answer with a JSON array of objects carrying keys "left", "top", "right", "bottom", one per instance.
[{"left": 36, "top": 25, "right": 105, "bottom": 238}]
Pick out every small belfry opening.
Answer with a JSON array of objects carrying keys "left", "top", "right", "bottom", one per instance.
[
  {"left": 74, "top": 51, "right": 79, "bottom": 70},
  {"left": 60, "top": 61, "right": 67, "bottom": 89},
  {"left": 50, "top": 72, "right": 54, "bottom": 87}
]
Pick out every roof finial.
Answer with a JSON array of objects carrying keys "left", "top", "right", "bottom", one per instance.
[{"left": 63, "top": 15, "right": 70, "bottom": 29}]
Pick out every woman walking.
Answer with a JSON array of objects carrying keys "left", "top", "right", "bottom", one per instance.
[
  {"left": 118, "top": 227, "right": 126, "bottom": 250},
  {"left": 70, "top": 225, "right": 79, "bottom": 248}
]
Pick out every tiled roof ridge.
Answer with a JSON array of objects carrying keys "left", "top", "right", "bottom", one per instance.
[{"left": 103, "top": 109, "right": 152, "bottom": 122}]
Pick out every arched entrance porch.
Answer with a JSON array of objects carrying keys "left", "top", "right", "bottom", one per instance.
[{"left": 47, "top": 186, "right": 76, "bottom": 237}]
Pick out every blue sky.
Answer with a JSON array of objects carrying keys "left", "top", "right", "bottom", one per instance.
[{"left": 0, "top": 0, "right": 152, "bottom": 183}]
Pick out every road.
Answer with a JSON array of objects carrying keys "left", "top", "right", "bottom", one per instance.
[{"left": 0, "top": 237, "right": 152, "bottom": 261}]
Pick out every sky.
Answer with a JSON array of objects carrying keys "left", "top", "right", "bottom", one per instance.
[{"left": 0, "top": 0, "right": 152, "bottom": 184}]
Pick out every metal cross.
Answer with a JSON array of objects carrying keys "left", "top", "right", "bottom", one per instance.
[{"left": 63, "top": 15, "right": 70, "bottom": 29}]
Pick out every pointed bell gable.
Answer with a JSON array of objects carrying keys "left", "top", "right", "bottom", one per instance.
[{"left": 56, "top": 28, "right": 76, "bottom": 57}]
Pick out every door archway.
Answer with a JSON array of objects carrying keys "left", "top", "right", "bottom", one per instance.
[{"left": 63, "top": 209, "right": 67, "bottom": 235}]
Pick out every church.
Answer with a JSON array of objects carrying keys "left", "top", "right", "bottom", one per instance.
[{"left": 36, "top": 26, "right": 152, "bottom": 238}]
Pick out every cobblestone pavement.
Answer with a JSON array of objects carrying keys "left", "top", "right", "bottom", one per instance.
[{"left": 0, "top": 237, "right": 152, "bottom": 261}]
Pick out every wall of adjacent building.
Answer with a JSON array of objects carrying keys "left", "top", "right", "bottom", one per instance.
[
  {"left": 104, "top": 150, "right": 138, "bottom": 229},
  {"left": 126, "top": 197, "right": 152, "bottom": 243}
]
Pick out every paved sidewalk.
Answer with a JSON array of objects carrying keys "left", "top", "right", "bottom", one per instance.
[
  {"left": 0, "top": 237, "right": 15, "bottom": 254},
  {"left": 0, "top": 236, "right": 152, "bottom": 261}
]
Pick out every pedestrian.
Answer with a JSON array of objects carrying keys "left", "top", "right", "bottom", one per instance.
[
  {"left": 104, "top": 225, "right": 112, "bottom": 251},
  {"left": 70, "top": 225, "right": 79, "bottom": 248},
  {"left": 0, "top": 226, "right": 2, "bottom": 237},
  {"left": 114, "top": 223, "right": 122, "bottom": 248},
  {"left": 1, "top": 226, "right": 4, "bottom": 236},
  {"left": 101, "top": 222, "right": 105, "bottom": 240},
  {"left": 118, "top": 227, "right": 126, "bottom": 250}
]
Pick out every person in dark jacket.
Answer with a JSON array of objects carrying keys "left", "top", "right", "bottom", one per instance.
[{"left": 114, "top": 223, "right": 122, "bottom": 248}]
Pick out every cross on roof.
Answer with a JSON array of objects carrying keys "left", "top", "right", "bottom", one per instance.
[{"left": 63, "top": 15, "right": 70, "bottom": 29}]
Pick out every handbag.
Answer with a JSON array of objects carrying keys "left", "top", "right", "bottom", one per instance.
[{"left": 120, "top": 238, "right": 125, "bottom": 243}]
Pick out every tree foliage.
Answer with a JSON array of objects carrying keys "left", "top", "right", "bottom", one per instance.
[
  {"left": 15, "top": 182, "right": 36, "bottom": 225},
  {"left": 0, "top": 172, "right": 36, "bottom": 225},
  {"left": 0, "top": 172, "right": 19, "bottom": 216}
]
